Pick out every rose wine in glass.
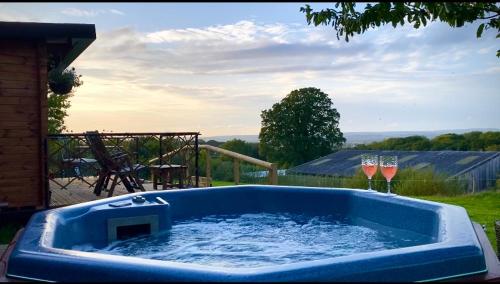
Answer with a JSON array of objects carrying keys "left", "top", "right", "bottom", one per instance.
[
  {"left": 380, "top": 155, "right": 398, "bottom": 196},
  {"left": 361, "top": 154, "right": 378, "bottom": 192}
]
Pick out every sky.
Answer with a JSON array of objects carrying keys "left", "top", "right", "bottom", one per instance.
[{"left": 2, "top": 3, "right": 499, "bottom": 137}]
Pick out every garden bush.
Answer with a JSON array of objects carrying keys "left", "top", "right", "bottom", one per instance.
[{"left": 275, "top": 167, "right": 467, "bottom": 196}]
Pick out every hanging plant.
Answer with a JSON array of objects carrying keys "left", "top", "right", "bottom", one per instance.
[{"left": 48, "top": 67, "right": 82, "bottom": 95}]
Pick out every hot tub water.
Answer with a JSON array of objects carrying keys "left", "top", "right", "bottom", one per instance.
[{"left": 73, "top": 212, "right": 430, "bottom": 268}]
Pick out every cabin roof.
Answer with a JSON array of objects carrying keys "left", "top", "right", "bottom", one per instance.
[{"left": 0, "top": 21, "right": 96, "bottom": 72}]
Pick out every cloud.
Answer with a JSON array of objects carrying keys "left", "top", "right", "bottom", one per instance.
[
  {"left": 61, "top": 8, "right": 125, "bottom": 17},
  {"left": 61, "top": 8, "right": 102, "bottom": 17},
  {"left": 67, "top": 19, "right": 499, "bottom": 135},
  {"left": 0, "top": 8, "right": 41, "bottom": 21},
  {"left": 143, "top": 20, "right": 290, "bottom": 46},
  {"left": 78, "top": 20, "right": 497, "bottom": 80},
  {"left": 109, "top": 9, "right": 125, "bottom": 15},
  {"left": 0, "top": 3, "right": 497, "bottom": 134}
]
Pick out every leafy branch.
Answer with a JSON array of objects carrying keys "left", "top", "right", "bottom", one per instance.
[{"left": 300, "top": 2, "right": 500, "bottom": 57}]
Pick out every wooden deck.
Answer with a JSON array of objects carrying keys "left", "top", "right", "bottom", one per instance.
[{"left": 49, "top": 177, "right": 182, "bottom": 208}]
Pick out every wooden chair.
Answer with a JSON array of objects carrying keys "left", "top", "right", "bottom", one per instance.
[{"left": 84, "top": 131, "right": 146, "bottom": 197}]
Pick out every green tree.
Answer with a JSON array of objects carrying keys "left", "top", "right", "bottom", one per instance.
[
  {"left": 485, "top": 144, "right": 500, "bottom": 151},
  {"left": 356, "top": 135, "right": 431, "bottom": 150},
  {"left": 221, "top": 139, "right": 260, "bottom": 159},
  {"left": 48, "top": 93, "right": 72, "bottom": 134},
  {"left": 355, "top": 131, "right": 500, "bottom": 151},
  {"left": 479, "top": 131, "right": 500, "bottom": 148},
  {"left": 430, "top": 133, "right": 466, "bottom": 150},
  {"left": 402, "top": 136, "right": 432, "bottom": 150},
  {"left": 204, "top": 140, "right": 224, "bottom": 147},
  {"left": 47, "top": 67, "right": 82, "bottom": 134},
  {"left": 463, "top": 131, "right": 484, "bottom": 150},
  {"left": 301, "top": 2, "right": 500, "bottom": 57},
  {"left": 259, "top": 87, "right": 345, "bottom": 167}
]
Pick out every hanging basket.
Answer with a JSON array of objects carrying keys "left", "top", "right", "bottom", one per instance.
[
  {"left": 48, "top": 68, "right": 79, "bottom": 95},
  {"left": 49, "top": 81, "right": 73, "bottom": 95}
]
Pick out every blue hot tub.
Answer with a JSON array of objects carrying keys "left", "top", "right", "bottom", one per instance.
[{"left": 7, "top": 185, "right": 487, "bottom": 282}]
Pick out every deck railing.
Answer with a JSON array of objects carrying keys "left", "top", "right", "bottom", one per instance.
[
  {"left": 199, "top": 144, "right": 278, "bottom": 185},
  {"left": 45, "top": 132, "right": 200, "bottom": 201}
]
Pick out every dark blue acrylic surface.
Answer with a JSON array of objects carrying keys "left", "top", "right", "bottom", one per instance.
[{"left": 7, "top": 185, "right": 487, "bottom": 282}]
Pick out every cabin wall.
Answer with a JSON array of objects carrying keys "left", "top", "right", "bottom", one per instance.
[{"left": 0, "top": 39, "right": 48, "bottom": 209}]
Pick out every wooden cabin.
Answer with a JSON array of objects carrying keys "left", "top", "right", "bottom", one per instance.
[{"left": 0, "top": 22, "right": 96, "bottom": 210}]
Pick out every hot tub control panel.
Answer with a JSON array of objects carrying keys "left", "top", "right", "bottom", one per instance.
[
  {"left": 49, "top": 194, "right": 173, "bottom": 248},
  {"left": 131, "top": 196, "right": 146, "bottom": 204},
  {"left": 108, "top": 201, "right": 132, "bottom": 207}
]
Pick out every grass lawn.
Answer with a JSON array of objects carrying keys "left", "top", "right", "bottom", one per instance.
[
  {"left": 413, "top": 191, "right": 499, "bottom": 255},
  {"left": 211, "top": 180, "right": 245, "bottom": 187}
]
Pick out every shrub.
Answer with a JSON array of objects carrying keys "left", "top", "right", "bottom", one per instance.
[
  {"left": 392, "top": 167, "right": 467, "bottom": 196},
  {"left": 211, "top": 159, "right": 235, "bottom": 181},
  {"left": 343, "top": 168, "right": 387, "bottom": 191},
  {"left": 278, "top": 173, "right": 345, "bottom": 188},
  {"left": 278, "top": 167, "right": 467, "bottom": 196}
]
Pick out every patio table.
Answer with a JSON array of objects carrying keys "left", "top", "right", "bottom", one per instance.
[{"left": 149, "top": 164, "right": 188, "bottom": 190}]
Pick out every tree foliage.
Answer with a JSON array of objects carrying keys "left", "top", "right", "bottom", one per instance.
[
  {"left": 259, "top": 87, "right": 345, "bottom": 167},
  {"left": 203, "top": 139, "right": 224, "bottom": 147},
  {"left": 221, "top": 139, "right": 260, "bottom": 160},
  {"left": 355, "top": 135, "right": 432, "bottom": 151},
  {"left": 195, "top": 138, "right": 263, "bottom": 182},
  {"left": 48, "top": 94, "right": 72, "bottom": 134},
  {"left": 354, "top": 131, "right": 500, "bottom": 151},
  {"left": 301, "top": 2, "right": 500, "bottom": 57},
  {"left": 47, "top": 67, "right": 82, "bottom": 134}
]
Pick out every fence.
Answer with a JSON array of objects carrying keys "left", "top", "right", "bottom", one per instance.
[
  {"left": 45, "top": 132, "right": 200, "bottom": 201},
  {"left": 212, "top": 167, "right": 497, "bottom": 196},
  {"left": 199, "top": 144, "right": 278, "bottom": 186}
]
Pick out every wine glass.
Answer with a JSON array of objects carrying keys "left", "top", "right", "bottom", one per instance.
[
  {"left": 361, "top": 154, "right": 378, "bottom": 192},
  {"left": 380, "top": 155, "right": 398, "bottom": 196}
]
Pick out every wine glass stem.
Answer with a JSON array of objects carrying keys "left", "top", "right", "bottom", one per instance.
[
  {"left": 368, "top": 178, "right": 372, "bottom": 190},
  {"left": 387, "top": 180, "right": 391, "bottom": 194}
]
